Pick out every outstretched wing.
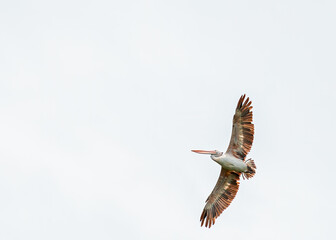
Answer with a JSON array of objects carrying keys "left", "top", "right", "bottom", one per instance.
[
  {"left": 225, "top": 94, "right": 254, "bottom": 160},
  {"left": 200, "top": 169, "right": 240, "bottom": 228}
]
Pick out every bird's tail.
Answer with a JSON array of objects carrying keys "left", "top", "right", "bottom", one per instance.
[{"left": 242, "top": 158, "right": 256, "bottom": 180}]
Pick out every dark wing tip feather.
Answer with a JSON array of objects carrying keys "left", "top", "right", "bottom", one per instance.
[{"left": 236, "top": 94, "right": 246, "bottom": 109}]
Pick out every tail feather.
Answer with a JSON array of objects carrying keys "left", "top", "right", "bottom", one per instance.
[{"left": 242, "top": 158, "right": 256, "bottom": 180}]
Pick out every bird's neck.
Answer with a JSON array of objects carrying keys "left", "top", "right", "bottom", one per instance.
[{"left": 211, "top": 155, "right": 222, "bottom": 163}]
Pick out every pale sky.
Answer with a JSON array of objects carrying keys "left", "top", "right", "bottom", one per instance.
[{"left": 1, "top": 1, "right": 335, "bottom": 239}]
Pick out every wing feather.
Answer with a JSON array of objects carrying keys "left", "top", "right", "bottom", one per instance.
[
  {"left": 200, "top": 169, "right": 240, "bottom": 228},
  {"left": 226, "top": 94, "right": 254, "bottom": 159}
]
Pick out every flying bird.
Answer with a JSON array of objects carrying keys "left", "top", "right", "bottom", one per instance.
[{"left": 192, "top": 94, "right": 256, "bottom": 228}]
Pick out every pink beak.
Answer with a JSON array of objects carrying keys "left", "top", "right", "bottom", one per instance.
[{"left": 191, "top": 150, "right": 217, "bottom": 155}]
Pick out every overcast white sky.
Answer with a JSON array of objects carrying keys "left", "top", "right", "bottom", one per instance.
[{"left": 1, "top": 0, "right": 335, "bottom": 239}]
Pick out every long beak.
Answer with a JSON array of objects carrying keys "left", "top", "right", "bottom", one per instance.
[{"left": 191, "top": 150, "right": 216, "bottom": 155}]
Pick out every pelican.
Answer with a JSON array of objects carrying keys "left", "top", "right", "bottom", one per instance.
[{"left": 192, "top": 94, "right": 256, "bottom": 228}]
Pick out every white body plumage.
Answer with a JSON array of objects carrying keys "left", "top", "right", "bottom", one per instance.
[{"left": 211, "top": 153, "right": 248, "bottom": 172}]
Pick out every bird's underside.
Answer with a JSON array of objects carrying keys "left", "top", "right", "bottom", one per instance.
[{"left": 195, "top": 94, "right": 256, "bottom": 228}]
